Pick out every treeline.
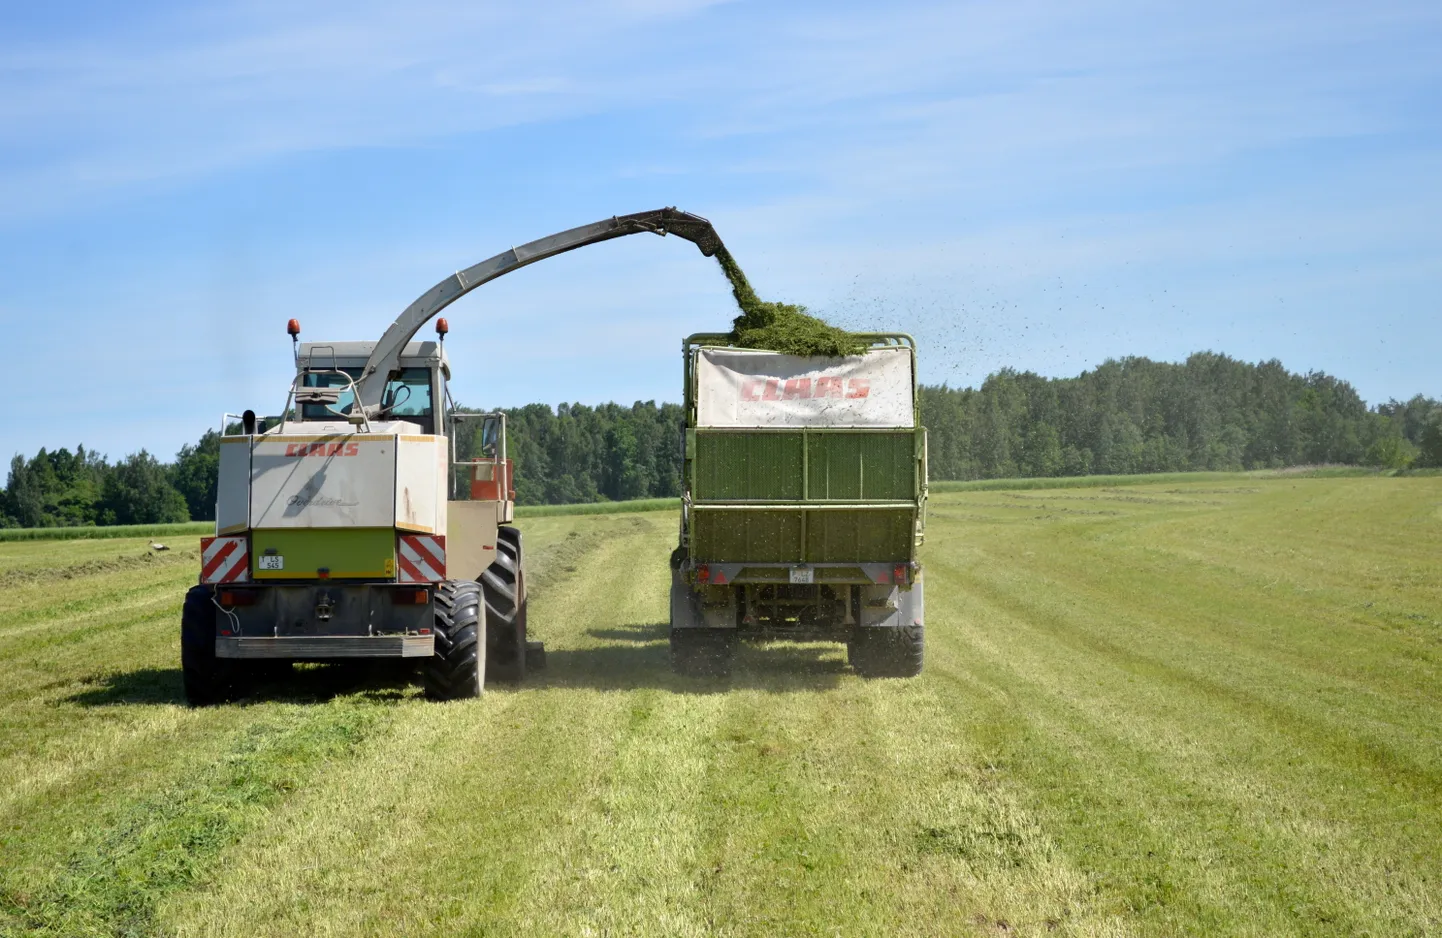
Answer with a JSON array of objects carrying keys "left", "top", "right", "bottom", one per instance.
[
  {"left": 3, "top": 352, "right": 1440, "bottom": 527},
  {"left": 500, "top": 402, "right": 685, "bottom": 505},
  {"left": 923, "top": 352, "right": 1441, "bottom": 479},
  {"left": 1, "top": 439, "right": 219, "bottom": 529}
]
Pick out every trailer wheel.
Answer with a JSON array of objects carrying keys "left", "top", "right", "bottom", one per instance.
[
  {"left": 425, "top": 580, "right": 486, "bottom": 699},
  {"left": 850, "top": 624, "right": 924, "bottom": 678},
  {"left": 670, "top": 628, "right": 736, "bottom": 678},
  {"left": 181, "top": 585, "right": 241, "bottom": 706},
  {"left": 483, "top": 526, "right": 529, "bottom": 682}
]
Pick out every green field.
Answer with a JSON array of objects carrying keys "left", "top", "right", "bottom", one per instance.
[{"left": 1, "top": 476, "right": 1438, "bottom": 936}]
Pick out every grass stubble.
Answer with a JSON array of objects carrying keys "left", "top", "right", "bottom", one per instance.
[{"left": 0, "top": 476, "right": 1437, "bottom": 936}]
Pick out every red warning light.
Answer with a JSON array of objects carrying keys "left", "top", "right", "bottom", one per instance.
[
  {"left": 436, "top": 318, "right": 449, "bottom": 336},
  {"left": 287, "top": 318, "right": 301, "bottom": 336}
]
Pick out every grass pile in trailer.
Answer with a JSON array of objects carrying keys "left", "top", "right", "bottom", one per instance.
[{"left": 712, "top": 245, "right": 867, "bottom": 356}]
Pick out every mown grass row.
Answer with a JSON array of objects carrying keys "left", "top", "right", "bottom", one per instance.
[
  {"left": 0, "top": 521, "right": 215, "bottom": 543},
  {"left": 1, "top": 479, "right": 1438, "bottom": 935}
]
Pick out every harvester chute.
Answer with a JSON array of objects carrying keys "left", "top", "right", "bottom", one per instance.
[{"left": 355, "top": 207, "right": 725, "bottom": 412}]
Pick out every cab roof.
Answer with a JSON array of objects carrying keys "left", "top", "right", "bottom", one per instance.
[{"left": 297, "top": 340, "right": 449, "bottom": 378}]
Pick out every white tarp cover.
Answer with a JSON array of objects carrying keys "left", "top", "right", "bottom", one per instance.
[{"left": 695, "top": 347, "right": 914, "bottom": 428}]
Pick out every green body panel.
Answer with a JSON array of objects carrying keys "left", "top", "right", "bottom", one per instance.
[
  {"left": 694, "top": 433, "right": 803, "bottom": 501},
  {"left": 691, "top": 507, "right": 914, "bottom": 563},
  {"left": 251, "top": 527, "right": 395, "bottom": 580},
  {"left": 694, "top": 430, "right": 916, "bottom": 502},
  {"left": 806, "top": 431, "right": 915, "bottom": 501},
  {"left": 689, "top": 428, "right": 922, "bottom": 563}
]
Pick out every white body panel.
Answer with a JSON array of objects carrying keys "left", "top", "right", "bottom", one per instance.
[
  {"left": 695, "top": 347, "right": 915, "bottom": 428},
  {"left": 250, "top": 435, "right": 397, "bottom": 529},
  {"left": 395, "top": 436, "right": 446, "bottom": 534},
  {"left": 447, "top": 500, "right": 499, "bottom": 582},
  {"left": 216, "top": 438, "right": 252, "bottom": 534}
]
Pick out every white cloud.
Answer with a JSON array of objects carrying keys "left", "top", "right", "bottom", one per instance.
[{"left": 4, "top": 0, "right": 1433, "bottom": 224}]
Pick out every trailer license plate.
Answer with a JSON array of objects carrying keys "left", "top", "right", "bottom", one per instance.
[
  {"left": 789, "top": 566, "right": 813, "bottom": 585},
  {"left": 258, "top": 556, "right": 284, "bottom": 571}
]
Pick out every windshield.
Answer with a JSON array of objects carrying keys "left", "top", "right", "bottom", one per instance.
[
  {"left": 300, "top": 367, "right": 434, "bottom": 421},
  {"left": 381, "top": 368, "right": 433, "bottom": 417}
]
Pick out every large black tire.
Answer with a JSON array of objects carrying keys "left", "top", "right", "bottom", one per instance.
[
  {"left": 670, "top": 628, "right": 736, "bottom": 678},
  {"left": 181, "top": 584, "right": 243, "bottom": 706},
  {"left": 482, "top": 526, "right": 528, "bottom": 682},
  {"left": 850, "top": 624, "right": 925, "bottom": 678},
  {"left": 424, "top": 580, "right": 486, "bottom": 699}
]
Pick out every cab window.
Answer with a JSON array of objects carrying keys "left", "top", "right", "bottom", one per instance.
[
  {"left": 301, "top": 367, "right": 434, "bottom": 432},
  {"left": 381, "top": 368, "right": 433, "bottom": 417},
  {"left": 301, "top": 368, "right": 363, "bottom": 419}
]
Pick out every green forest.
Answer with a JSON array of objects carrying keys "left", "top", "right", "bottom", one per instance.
[{"left": 3, "top": 352, "right": 1439, "bottom": 528}]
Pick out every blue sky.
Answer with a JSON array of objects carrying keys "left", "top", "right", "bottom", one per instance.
[{"left": 1, "top": 0, "right": 1439, "bottom": 461}]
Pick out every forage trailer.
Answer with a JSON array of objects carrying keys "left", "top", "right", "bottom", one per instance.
[{"left": 670, "top": 334, "right": 928, "bottom": 677}]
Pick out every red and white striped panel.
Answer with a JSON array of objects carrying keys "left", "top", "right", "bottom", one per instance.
[
  {"left": 397, "top": 534, "right": 446, "bottom": 583},
  {"left": 200, "top": 536, "right": 250, "bottom": 584}
]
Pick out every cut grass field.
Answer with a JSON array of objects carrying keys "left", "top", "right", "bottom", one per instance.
[{"left": 0, "top": 474, "right": 1438, "bottom": 936}]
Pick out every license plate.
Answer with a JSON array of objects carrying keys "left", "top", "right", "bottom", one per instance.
[
  {"left": 258, "top": 556, "right": 284, "bottom": 571},
  {"left": 789, "top": 566, "right": 813, "bottom": 585}
]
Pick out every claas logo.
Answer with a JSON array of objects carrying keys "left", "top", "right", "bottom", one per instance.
[
  {"left": 740, "top": 377, "right": 870, "bottom": 401},
  {"left": 284, "top": 442, "right": 361, "bottom": 457}
]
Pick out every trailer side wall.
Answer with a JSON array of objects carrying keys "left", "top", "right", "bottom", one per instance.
[{"left": 684, "top": 342, "right": 925, "bottom": 567}]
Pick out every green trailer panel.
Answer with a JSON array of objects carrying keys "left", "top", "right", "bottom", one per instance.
[
  {"left": 690, "top": 507, "right": 914, "bottom": 563},
  {"left": 694, "top": 430, "right": 918, "bottom": 502},
  {"left": 804, "top": 507, "right": 914, "bottom": 560},
  {"left": 691, "top": 508, "right": 801, "bottom": 562},
  {"left": 694, "top": 432, "right": 803, "bottom": 501},
  {"left": 806, "top": 431, "right": 916, "bottom": 501}
]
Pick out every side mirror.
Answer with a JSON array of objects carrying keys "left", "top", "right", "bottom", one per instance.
[{"left": 480, "top": 415, "right": 502, "bottom": 459}]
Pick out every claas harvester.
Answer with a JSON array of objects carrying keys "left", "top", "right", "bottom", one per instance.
[{"left": 183, "top": 208, "right": 728, "bottom": 703}]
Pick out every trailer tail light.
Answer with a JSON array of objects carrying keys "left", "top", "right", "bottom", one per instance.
[
  {"left": 893, "top": 564, "right": 909, "bottom": 585},
  {"left": 696, "top": 564, "right": 710, "bottom": 584},
  {"left": 218, "top": 589, "right": 257, "bottom": 607},
  {"left": 391, "top": 588, "right": 430, "bottom": 605}
]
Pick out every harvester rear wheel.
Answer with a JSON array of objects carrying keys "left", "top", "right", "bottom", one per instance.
[
  {"left": 181, "top": 584, "right": 242, "bottom": 706},
  {"left": 850, "top": 624, "right": 924, "bottom": 678},
  {"left": 424, "top": 580, "right": 486, "bottom": 699},
  {"left": 482, "top": 526, "right": 528, "bottom": 682},
  {"left": 670, "top": 628, "right": 736, "bottom": 678}
]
